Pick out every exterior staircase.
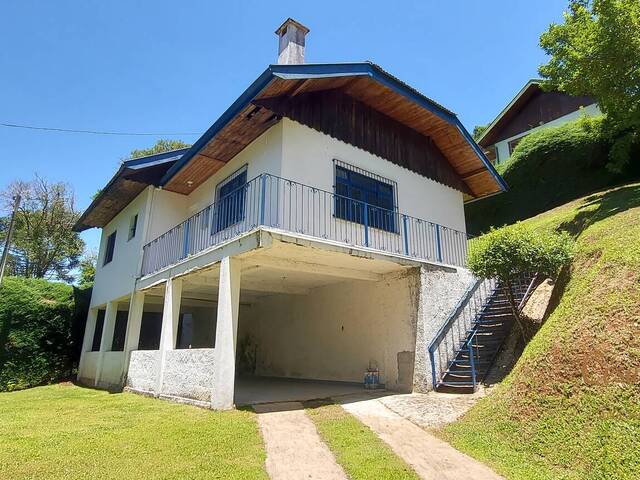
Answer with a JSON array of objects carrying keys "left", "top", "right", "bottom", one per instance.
[{"left": 429, "top": 274, "right": 537, "bottom": 394}]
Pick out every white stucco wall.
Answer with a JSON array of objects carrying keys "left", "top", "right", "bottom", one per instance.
[
  {"left": 99, "top": 351, "right": 125, "bottom": 389},
  {"left": 240, "top": 271, "right": 420, "bottom": 391},
  {"left": 145, "top": 188, "right": 190, "bottom": 242},
  {"left": 94, "top": 117, "right": 467, "bottom": 309},
  {"left": 494, "top": 103, "right": 601, "bottom": 164},
  {"left": 77, "top": 351, "right": 99, "bottom": 383},
  {"left": 92, "top": 188, "right": 152, "bottom": 307},
  {"left": 280, "top": 118, "right": 467, "bottom": 232}
]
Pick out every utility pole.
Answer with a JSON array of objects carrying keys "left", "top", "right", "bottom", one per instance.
[{"left": 0, "top": 194, "right": 21, "bottom": 288}]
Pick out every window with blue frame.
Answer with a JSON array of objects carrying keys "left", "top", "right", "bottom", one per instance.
[
  {"left": 213, "top": 168, "right": 247, "bottom": 233},
  {"left": 334, "top": 164, "right": 397, "bottom": 232}
]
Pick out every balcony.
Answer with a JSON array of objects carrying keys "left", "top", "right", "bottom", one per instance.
[{"left": 141, "top": 174, "right": 469, "bottom": 277}]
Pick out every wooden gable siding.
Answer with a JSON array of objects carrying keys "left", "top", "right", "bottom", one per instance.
[
  {"left": 334, "top": 76, "right": 497, "bottom": 198},
  {"left": 256, "top": 89, "right": 470, "bottom": 194},
  {"left": 491, "top": 90, "right": 596, "bottom": 145}
]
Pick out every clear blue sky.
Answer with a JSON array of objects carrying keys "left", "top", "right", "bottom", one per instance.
[{"left": 0, "top": 0, "right": 565, "bottom": 254}]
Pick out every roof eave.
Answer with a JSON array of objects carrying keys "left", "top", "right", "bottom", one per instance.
[
  {"left": 161, "top": 62, "right": 506, "bottom": 197},
  {"left": 74, "top": 148, "right": 190, "bottom": 232},
  {"left": 73, "top": 163, "right": 128, "bottom": 232}
]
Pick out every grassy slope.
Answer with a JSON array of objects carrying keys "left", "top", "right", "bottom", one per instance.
[
  {"left": 0, "top": 384, "right": 267, "bottom": 479},
  {"left": 306, "top": 401, "right": 419, "bottom": 480},
  {"left": 442, "top": 183, "right": 640, "bottom": 479}
]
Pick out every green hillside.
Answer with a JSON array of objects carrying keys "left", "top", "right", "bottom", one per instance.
[
  {"left": 466, "top": 117, "right": 639, "bottom": 235},
  {"left": 442, "top": 183, "right": 640, "bottom": 479}
]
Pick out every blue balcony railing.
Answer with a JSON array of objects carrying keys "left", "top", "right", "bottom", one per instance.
[{"left": 141, "top": 173, "right": 469, "bottom": 276}]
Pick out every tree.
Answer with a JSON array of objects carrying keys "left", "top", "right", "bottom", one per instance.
[
  {"left": 539, "top": 0, "right": 640, "bottom": 172},
  {"left": 0, "top": 176, "right": 84, "bottom": 282},
  {"left": 127, "top": 139, "right": 191, "bottom": 160},
  {"left": 473, "top": 124, "right": 488, "bottom": 140},
  {"left": 467, "top": 223, "right": 574, "bottom": 342},
  {"left": 78, "top": 250, "right": 97, "bottom": 287}
]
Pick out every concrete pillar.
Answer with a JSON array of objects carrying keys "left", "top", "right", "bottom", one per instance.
[
  {"left": 156, "top": 278, "right": 182, "bottom": 392},
  {"left": 77, "top": 308, "right": 98, "bottom": 380},
  {"left": 211, "top": 256, "right": 241, "bottom": 410},
  {"left": 122, "top": 291, "right": 145, "bottom": 381},
  {"left": 95, "top": 301, "right": 118, "bottom": 387}
]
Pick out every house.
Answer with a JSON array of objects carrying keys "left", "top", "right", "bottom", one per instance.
[
  {"left": 477, "top": 79, "right": 600, "bottom": 165},
  {"left": 74, "top": 18, "right": 506, "bottom": 409}
]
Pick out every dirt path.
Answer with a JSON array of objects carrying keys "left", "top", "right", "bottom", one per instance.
[
  {"left": 341, "top": 396, "right": 503, "bottom": 480},
  {"left": 254, "top": 401, "right": 347, "bottom": 480}
]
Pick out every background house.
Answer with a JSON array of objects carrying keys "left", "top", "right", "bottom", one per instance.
[
  {"left": 477, "top": 79, "right": 600, "bottom": 165},
  {"left": 73, "top": 19, "right": 505, "bottom": 409}
]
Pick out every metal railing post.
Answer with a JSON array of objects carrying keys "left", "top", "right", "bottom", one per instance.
[
  {"left": 363, "top": 201, "right": 369, "bottom": 247},
  {"left": 259, "top": 174, "right": 267, "bottom": 226},
  {"left": 429, "top": 348, "right": 438, "bottom": 390},
  {"left": 435, "top": 224, "right": 443, "bottom": 263},
  {"left": 468, "top": 338, "right": 477, "bottom": 391},
  {"left": 402, "top": 214, "right": 409, "bottom": 256},
  {"left": 182, "top": 221, "right": 190, "bottom": 259}
]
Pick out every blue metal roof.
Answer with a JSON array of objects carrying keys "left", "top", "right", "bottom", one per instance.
[{"left": 160, "top": 62, "right": 507, "bottom": 193}]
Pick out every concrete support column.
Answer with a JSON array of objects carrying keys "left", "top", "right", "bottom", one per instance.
[
  {"left": 211, "top": 256, "right": 241, "bottom": 410},
  {"left": 122, "top": 291, "right": 145, "bottom": 381},
  {"left": 77, "top": 308, "right": 98, "bottom": 379},
  {"left": 156, "top": 278, "right": 182, "bottom": 392},
  {"left": 95, "top": 301, "right": 118, "bottom": 387}
]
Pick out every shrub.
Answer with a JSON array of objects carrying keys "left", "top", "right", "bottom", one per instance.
[
  {"left": 468, "top": 223, "right": 574, "bottom": 341},
  {"left": 0, "top": 277, "right": 76, "bottom": 391},
  {"left": 466, "top": 115, "right": 639, "bottom": 235}
]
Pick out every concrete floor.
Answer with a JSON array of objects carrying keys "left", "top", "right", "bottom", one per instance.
[{"left": 234, "top": 376, "right": 368, "bottom": 406}]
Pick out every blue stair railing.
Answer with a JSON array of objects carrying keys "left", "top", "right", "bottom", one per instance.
[
  {"left": 427, "top": 277, "right": 498, "bottom": 390},
  {"left": 428, "top": 273, "right": 538, "bottom": 392}
]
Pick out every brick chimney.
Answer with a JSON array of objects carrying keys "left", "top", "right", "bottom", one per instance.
[{"left": 275, "top": 18, "right": 309, "bottom": 65}]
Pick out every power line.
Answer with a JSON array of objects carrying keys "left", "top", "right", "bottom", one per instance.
[{"left": 0, "top": 122, "right": 201, "bottom": 137}]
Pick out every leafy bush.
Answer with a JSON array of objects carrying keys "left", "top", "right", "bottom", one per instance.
[
  {"left": 468, "top": 223, "right": 574, "bottom": 340},
  {"left": 466, "top": 116, "right": 639, "bottom": 235},
  {"left": 468, "top": 223, "right": 574, "bottom": 282},
  {"left": 0, "top": 277, "right": 76, "bottom": 391}
]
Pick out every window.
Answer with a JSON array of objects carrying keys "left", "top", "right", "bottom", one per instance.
[
  {"left": 91, "top": 310, "right": 105, "bottom": 351},
  {"left": 111, "top": 311, "right": 128, "bottom": 351},
  {"left": 334, "top": 163, "right": 397, "bottom": 232},
  {"left": 128, "top": 214, "right": 138, "bottom": 240},
  {"left": 103, "top": 231, "right": 116, "bottom": 265},
  {"left": 214, "top": 167, "right": 247, "bottom": 233}
]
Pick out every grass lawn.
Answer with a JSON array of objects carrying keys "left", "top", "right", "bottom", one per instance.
[
  {"left": 0, "top": 384, "right": 267, "bottom": 479},
  {"left": 305, "top": 400, "right": 419, "bottom": 480},
  {"left": 442, "top": 183, "right": 640, "bottom": 479}
]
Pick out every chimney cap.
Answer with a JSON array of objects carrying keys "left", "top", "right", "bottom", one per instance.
[{"left": 275, "top": 17, "right": 310, "bottom": 36}]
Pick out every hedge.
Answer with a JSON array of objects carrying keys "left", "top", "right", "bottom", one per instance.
[
  {"left": 0, "top": 277, "right": 90, "bottom": 391},
  {"left": 466, "top": 116, "right": 639, "bottom": 235}
]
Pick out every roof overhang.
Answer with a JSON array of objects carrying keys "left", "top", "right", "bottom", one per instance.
[
  {"left": 161, "top": 62, "right": 506, "bottom": 200},
  {"left": 477, "top": 79, "right": 543, "bottom": 148},
  {"left": 73, "top": 149, "right": 188, "bottom": 232}
]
